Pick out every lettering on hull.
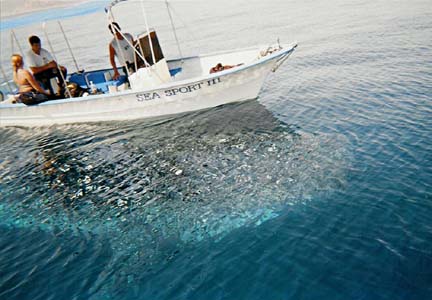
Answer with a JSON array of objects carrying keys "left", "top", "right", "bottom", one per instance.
[{"left": 136, "top": 77, "right": 222, "bottom": 102}]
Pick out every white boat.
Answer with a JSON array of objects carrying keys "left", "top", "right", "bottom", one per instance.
[{"left": 0, "top": 1, "right": 297, "bottom": 127}]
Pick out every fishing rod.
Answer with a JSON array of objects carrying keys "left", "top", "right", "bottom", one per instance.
[
  {"left": 0, "top": 65, "right": 14, "bottom": 94},
  {"left": 10, "top": 30, "right": 24, "bottom": 56},
  {"left": 42, "top": 22, "right": 72, "bottom": 99},
  {"left": 58, "top": 21, "right": 81, "bottom": 73},
  {"left": 165, "top": 0, "right": 183, "bottom": 61}
]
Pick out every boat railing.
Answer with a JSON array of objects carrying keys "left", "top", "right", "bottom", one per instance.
[{"left": 68, "top": 69, "right": 128, "bottom": 94}]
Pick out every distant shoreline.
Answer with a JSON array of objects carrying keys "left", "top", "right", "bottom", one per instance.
[{"left": 1, "top": 0, "right": 91, "bottom": 19}]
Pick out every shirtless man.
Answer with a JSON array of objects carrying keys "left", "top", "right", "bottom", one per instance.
[{"left": 12, "top": 54, "right": 50, "bottom": 105}]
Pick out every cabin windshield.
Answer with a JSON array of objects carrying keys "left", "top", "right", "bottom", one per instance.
[{"left": 135, "top": 31, "right": 165, "bottom": 68}]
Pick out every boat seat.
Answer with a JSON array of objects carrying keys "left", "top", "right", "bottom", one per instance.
[
  {"left": 169, "top": 67, "right": 182, "bottom": 77},
  {"left": 68, "top": 72, "right": 127, "bottom": 93},
  {"left": 93, "top": 77, "right": 127, "bottom": 93}
]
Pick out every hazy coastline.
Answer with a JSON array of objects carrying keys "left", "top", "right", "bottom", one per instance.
[{"left": 0, "top": 0, "right": 91, "bottom": 18}]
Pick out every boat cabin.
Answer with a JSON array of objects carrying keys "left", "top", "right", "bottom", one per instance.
[{"left": 135, "top": 30, "right": 165, "bottom": 67}]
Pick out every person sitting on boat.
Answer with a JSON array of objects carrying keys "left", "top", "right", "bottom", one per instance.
[
  {"left": 210, "top": 63, "right": 243, "bottom": 74},
  {"left": 26, "top": 35, "right": 67, "bottom": 97},
  {"left": 11, "top": 54, "right": 51, "bottom": 105},
  {"left": 108, "top": 22, "right": 136, "bottom": 80}
]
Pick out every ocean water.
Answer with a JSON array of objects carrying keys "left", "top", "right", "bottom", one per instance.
[{"left": 1, "top": 0, "right": 432, "bottom": 299}]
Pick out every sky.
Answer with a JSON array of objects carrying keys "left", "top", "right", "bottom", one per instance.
[
  {"left": 0, "top": 0, "right": 109, "bottom": 30},
  {"left": 0, "top": 0, "right": 94, "bottom": 18}
]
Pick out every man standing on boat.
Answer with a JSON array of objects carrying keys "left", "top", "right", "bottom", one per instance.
[
  {"left": 26, "top": 35, "right": 67, "bottom": 97},
  {"left": 108, "top": 22, "right": 136, "bottom": 80}
]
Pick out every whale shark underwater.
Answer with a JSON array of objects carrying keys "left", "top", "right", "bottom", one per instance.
[{"left": 0, "top": 100, "right": 350, "bottom": 299}]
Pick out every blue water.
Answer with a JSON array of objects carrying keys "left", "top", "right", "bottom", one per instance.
[{"left": 1, "top": 0, "right": 432, "bottom": 299}]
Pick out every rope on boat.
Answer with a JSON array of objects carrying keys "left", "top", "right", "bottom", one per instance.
[{"left": 271, "top": 44, "right": 297, "bottom": 72}]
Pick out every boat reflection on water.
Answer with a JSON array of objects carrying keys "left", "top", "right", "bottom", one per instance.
[{"left": 0, "top": 99, "right": 349, "bottom": 294}]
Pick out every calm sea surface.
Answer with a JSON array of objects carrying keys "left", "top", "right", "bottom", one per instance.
[{"left": 1, "top": 0, "right": 431, "bottom": 299}]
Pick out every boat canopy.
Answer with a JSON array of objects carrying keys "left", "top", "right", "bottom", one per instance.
[
  {"left": 105, "top": 0, "right": 129, "bottom": 13},
  {"left": 105, "top": 0, "right": 184, "bottom": 62},
  {"left": 105, "top": 0, "right": 172, "bottom": 13}
]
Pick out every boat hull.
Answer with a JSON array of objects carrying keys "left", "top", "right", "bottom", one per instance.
[{"left": 0, "top": 47, "right": 292, "bottom": 127}]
